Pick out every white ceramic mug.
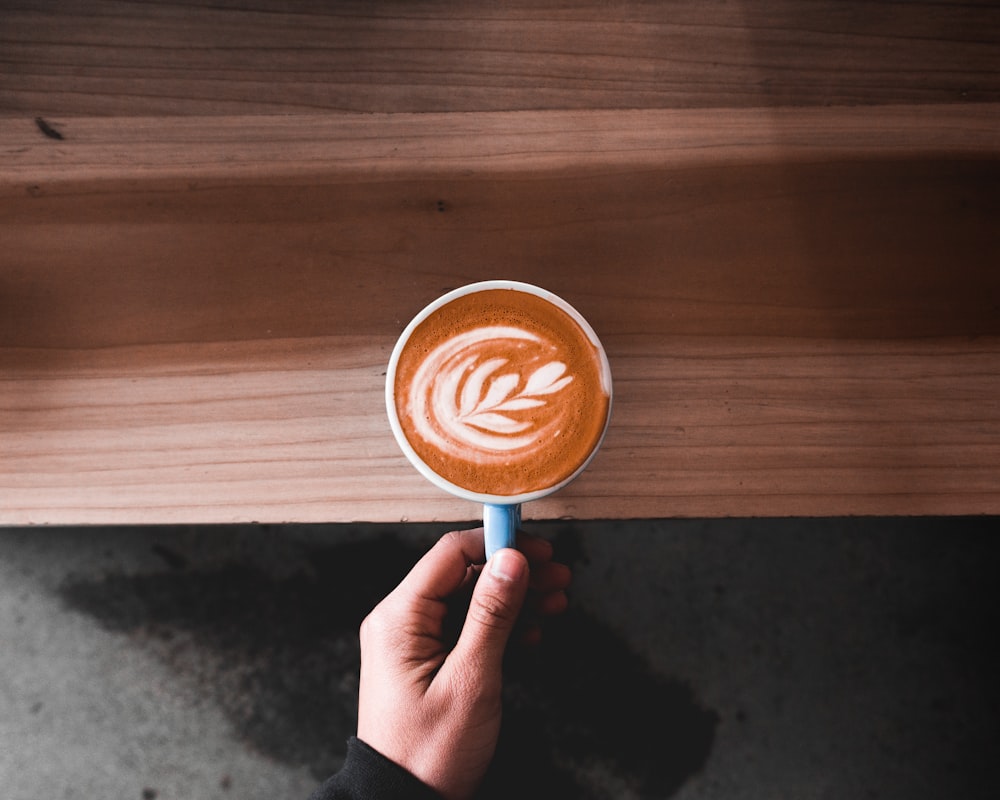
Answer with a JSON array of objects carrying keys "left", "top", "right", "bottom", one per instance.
[{"left": 386, "top": 280, "right": 612, "bottom": 557}]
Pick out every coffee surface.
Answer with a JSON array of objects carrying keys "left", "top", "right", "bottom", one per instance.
[{"left": 393, "top": 288, "right": 610, "bottom": 497}]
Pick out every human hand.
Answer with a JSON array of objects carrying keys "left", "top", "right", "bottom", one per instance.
[{"left": 356, "top": 528, "right": 572, "bottom": 800}]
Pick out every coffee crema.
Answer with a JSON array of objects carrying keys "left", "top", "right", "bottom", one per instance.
[{"left": 391, "top": 287, "right": 611, "bottom": 498}]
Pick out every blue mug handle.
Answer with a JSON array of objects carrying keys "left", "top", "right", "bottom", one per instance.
[{"left": 484, "top": 503, "right": 522, "bottom": 559}]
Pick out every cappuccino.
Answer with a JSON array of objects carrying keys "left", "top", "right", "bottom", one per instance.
[{"left": 389, "top": 285, "right": 611, "bottom": 498}]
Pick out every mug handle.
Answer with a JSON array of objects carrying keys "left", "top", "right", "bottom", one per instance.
[{"left": 484, "top": 503, "right": 521, "bottom": 559}]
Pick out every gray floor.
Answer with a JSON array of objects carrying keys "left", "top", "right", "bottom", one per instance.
[{"left": 1, "top": 518, "right": 997, "bottom": 800}]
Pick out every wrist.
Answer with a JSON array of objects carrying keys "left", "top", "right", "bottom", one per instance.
[{"left": 338, "top": 736, "right": 445, "bottom": 800}]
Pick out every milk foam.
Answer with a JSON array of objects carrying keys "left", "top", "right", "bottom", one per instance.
[{"left": 409, "top": 325, "right": 576, "bottom": 464}]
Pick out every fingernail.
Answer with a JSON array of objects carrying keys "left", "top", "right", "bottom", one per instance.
[{"left": 490, "top": 549, "right": 526, "bottom": 582}]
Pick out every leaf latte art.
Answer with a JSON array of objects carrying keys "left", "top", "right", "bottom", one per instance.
[
  {"left": 391, "top": 287, "right": 611, "bottom": 498},
  {"left": 410, "top": 326, "right": 575, "bottom": 460}
]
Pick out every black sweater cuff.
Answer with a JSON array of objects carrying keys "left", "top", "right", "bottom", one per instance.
[{"left": 308, "top": 736, "right": 443, "bottom": 800}]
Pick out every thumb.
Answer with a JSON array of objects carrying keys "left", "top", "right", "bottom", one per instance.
[{"left": 453, "top": 548, "right": 530, "bottom": 673}]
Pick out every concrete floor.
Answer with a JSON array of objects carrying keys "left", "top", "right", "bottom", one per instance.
[{"left": 1, "top": 517, "right": 997, "bottom": 800}]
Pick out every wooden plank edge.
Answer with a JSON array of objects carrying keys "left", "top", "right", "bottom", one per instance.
[{"left": 3, "top": 104, "right": 999, "bottom": 188}]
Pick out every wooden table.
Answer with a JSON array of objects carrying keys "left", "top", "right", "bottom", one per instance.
[{"left": 2, "top": 1, "right": 998, "bottom": 524}]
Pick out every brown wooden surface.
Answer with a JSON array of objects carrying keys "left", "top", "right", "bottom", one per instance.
[
  {"left": 3, "top": 335, "right": 998, "bottom": 524},
  {"left": 3, "top": 0, "right": 999, "bottom": 114},
  {"left": 2, "top": 1, "right": 999, "bottom": 523}
]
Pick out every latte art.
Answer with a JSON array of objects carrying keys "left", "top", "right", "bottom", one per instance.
[
  {"left": 390, "top": 286, "right": 611, "bottom": 499},
  {"left": 410, "top": 326, "right": 574, "bottom": 459}
]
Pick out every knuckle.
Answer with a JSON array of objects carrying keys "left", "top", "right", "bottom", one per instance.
[
  {"left": 440, "top": 529, "right": 464, "bottom": 546},
  {"left": 359, "top": 601, "right": 390, "bottom": 644},
  {"left": 469, "top": 589, "right": 517, "bottom": 630}
]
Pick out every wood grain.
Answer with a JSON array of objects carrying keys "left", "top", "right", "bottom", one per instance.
[
  {"left": 2, "top": 335, "right": 998, "bottom": 524},
  {"left": 2, "top": 0, "right": 999, "bottom": 523},
  {"left": 4, "top": 105, "right": 1000, "bottom": 184},
  {"left": 2, "top": 105, "right": 998, "bottom": 523},
  {"left": 3, "top": 0, "right": 998, "bottom": 116},
  {"left": 2, "top": 108, "right": 998, "bottom": 348}
]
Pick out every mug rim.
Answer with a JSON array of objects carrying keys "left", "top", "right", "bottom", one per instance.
[{"left": 385, "top": 280, "right": 613, "bottom": 506}]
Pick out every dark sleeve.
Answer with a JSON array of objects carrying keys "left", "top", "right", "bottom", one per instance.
[{"left": 307, "top": 736, "right": 444, "bottom": 800}]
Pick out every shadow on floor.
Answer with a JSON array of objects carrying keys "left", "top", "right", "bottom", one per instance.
[{"left": 57, "top": 525, "right": 717, "bottom": 799}]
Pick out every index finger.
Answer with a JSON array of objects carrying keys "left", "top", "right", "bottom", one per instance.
[{"left": 396, "top": 528, "right": 487, "bottom": 604}]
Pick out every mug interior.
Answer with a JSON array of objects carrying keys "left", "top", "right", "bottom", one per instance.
[{"left": 385, "top": 280, "right": 612, "bottom": 506}]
